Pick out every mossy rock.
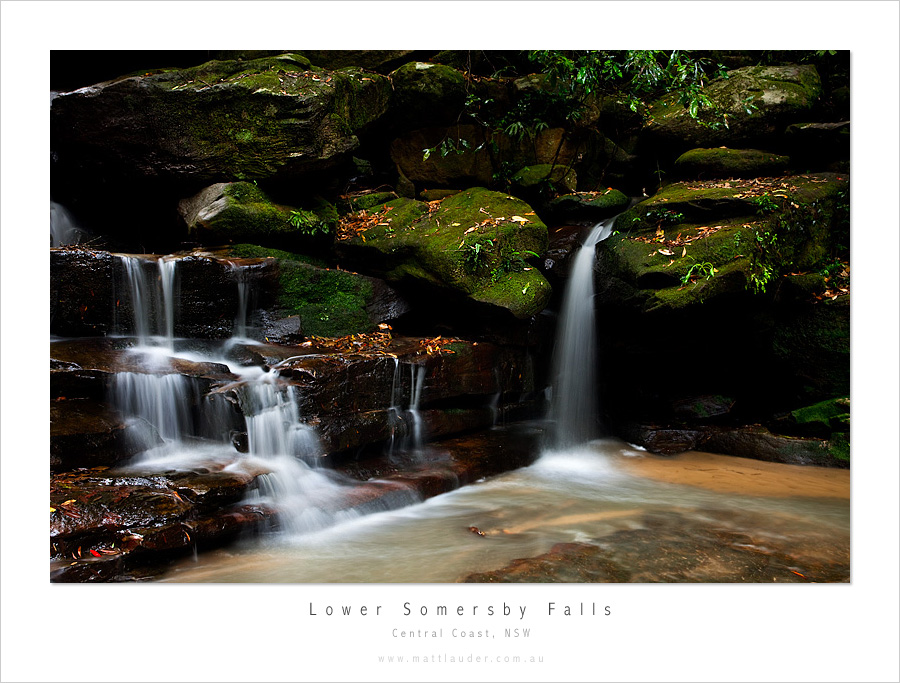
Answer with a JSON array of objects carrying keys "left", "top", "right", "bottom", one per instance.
[
  {"left": 51, "top": 54, "right": 393, "bottom": 183},
  {"left": 227, "top": 244, "right": 375, "bottom": 337},
  {"left": 178, "top": 182, "right": 338, "bottom": 248},
  {"left": 644, "top": 64, "right": 822, "bottom": 150},
  {"left": 790, "top": 397, "right": 850, "bottom": 436},
  {"left": 337, "top": 188, "right": 551, "bottom": 319},
  {"left": 388, "top": 61, "right": 468, "bottom": 128},
  {"left": 673, "top": 148, "right": 791, "bottom": 179},
  {"left": 547, "top": 189, "right": 630, "bottom": 222},
  {"left": 599, "top": 173, "right": 849, "bottom": 312}
]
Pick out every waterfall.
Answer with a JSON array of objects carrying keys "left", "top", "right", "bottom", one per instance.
[
  {"left": 549, "top": 216, "right": 617, "bottom": 448},
  {"left": 237, "top": 372, "right": 356, "bottom": 535},
  {"left": 114, "top": 371, "right": 199, "bottom": 445},
  {"left": 386, "top": 359, "right": 428, "bottom": 456},
  {"left": 231, "top": 263, "right": 251, "bottom": 340},
  {"left": 50, "top": 201, "right": 85, "bottom": 247},
  {"left": 118, "top": 255, "right": 178, "bottom": 349}
]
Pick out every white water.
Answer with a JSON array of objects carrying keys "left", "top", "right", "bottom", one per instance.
[
  {"left": 548, "top": 216, "right": 616, "bottom": 448},
  {"left": 159, "top": 437, "right": 850, "bottom": 583},
  {"left": 118, "top": 255, "right": 178, "bottom": 349},
  {"left": 386, "top": 359, "right": 428, "bottom": 456},
  {"left": 110, "top": 258, "right": 418, "bottom": 539},
  {"left": 50, "top": 201, "right": 85, "bottom": 247}
]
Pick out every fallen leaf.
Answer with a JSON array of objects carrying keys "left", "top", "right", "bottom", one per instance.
[
  {"left": 658, "top": 248, "right": 674, "bottom": 256},
  {"left": 510, "top": 215, "right": 528, "bottom": 223},
  {"left": 681, "top": 247, "right": 687, "bottom": 257}
]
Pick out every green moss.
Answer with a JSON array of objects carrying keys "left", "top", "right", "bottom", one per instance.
[
  {"left": 347, "top": 188, "right": 551, "bottom": 317},
  {"left": 277, "top": 261, "right": 374, "bottom": 337},
  {"left": 791, "top": 397, "right": 850, "bottom": 431},
  {"left": 674, "top": 148, "right": 790, "bottom": 178},
  {"left": 827, "top": 432, "right": 850, "bottom": 463}
]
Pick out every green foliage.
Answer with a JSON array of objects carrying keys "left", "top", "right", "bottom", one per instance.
[
  {"left": 680, "top": 260, "right": 717, "bottom": 286},
  {"left": 645, "top": 208, "right": 685, "bottom": 226},
  {"left": 288, "top": 209, "right": 330, "bottom": 236},
  {"left": 528, "top": 49, "right": 729, "bottom": 125},
  {"left": 459, "top": 235, "right": 495, "bottom": 274},
  {"left": 751, "top": 193, "right": 780, "bottom": 215}
]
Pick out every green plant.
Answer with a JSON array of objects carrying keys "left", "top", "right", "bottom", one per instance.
[
  {"left": 288, "top": 209, "right": 329, "bottom": 236},
  {"left": 680, "top": 260, "right": 717, "bottom": 285},
  {"left": 459, "top": 235, "right": 495, "bottom": 273},
  {"left": 646, "top": 209, "right": 685, "bottom": 225},
  {"left": 750, "top": 193, "right": 780, "bottom": 215}
]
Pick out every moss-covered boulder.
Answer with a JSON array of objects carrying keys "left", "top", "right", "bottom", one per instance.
[
  {"left": 335, "top": 188, "right": 552, "bottom": 319},
  {"left": 388, "top": 62, "right": 468, "bottom": 128},
  {"left": 547, "top": 189, "right": 631, "bottom": 223},
  {"left": 178, "top": 182, "right": 337, "bottom": 248},
  {"left": 598, "top": 173, "right": 849, "bottom": 312},
  {"left": 227, "top": 244, "right": 408, "bottom": 338},
  {"left": 643, "top": 64, "right": 822, "bottom": 151},
  {"left": 51, "top": 54, "right": 392, "bottom": 183},
  {"left": 673, "top": 148, "right": 791, "bottom": 179}
]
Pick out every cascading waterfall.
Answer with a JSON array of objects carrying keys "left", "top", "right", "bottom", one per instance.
[
  {"left": 237, "top": 373, "right": 353, "bottom": 535},
  {"left": 548, "top": 216, "right": 617, "bottom": 448},
  {"left": 109, "top": 256, "right": 385, "bottom": 538}
]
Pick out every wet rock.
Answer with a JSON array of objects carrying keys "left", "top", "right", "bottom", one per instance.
[
  {"left": 51, "top": 399, "right": 150, "bottom": 470},
  {"left": 463, "top": 542, "right": 631, "bottom": 583},
  {"left": 701, "top": 424, "right": 845, "bottom": 468},
  {"left": 51, "top": 249, "right": 280, "bottom": 339},
  {"left": 672, "top": 395, "right": 735, "bottom": 422},
  {"left": 51, "top": 248, "right": 117, "bottom": 336}
]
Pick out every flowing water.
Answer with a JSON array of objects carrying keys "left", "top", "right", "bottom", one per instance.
[
  {"left": 50, "top": 201, "right": 86, "bottom": 247},
  {"left": 158, "top": 437, "right": 849, "bottom": 582},
  {"left": 62, "top": 238, "right": 849, "bottom": 583},
  {"left": 548, "top": 216, "right": 616, "bottom": 448}
]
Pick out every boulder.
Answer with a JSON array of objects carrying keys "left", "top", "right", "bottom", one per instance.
[
  {"left": 335, "top": 188, "right": 552, "bottom": 319},
  {"left": 387, "top": 62, "right": 468, "bottom": 129},
  {"left": 643, "top": 64, "right": 822, "bottom": 152},
  {"left": 598, "top": 173, "right": 849, "bottom": 312},
  {"left": 178, "top": 182, "right": 338, "bottom": 249},
  {"left": 51, "top": 54, "right": 392, "bottom": 183},
  {"left": 673, "top": 148, "right": 791, "bottom": 179}
]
